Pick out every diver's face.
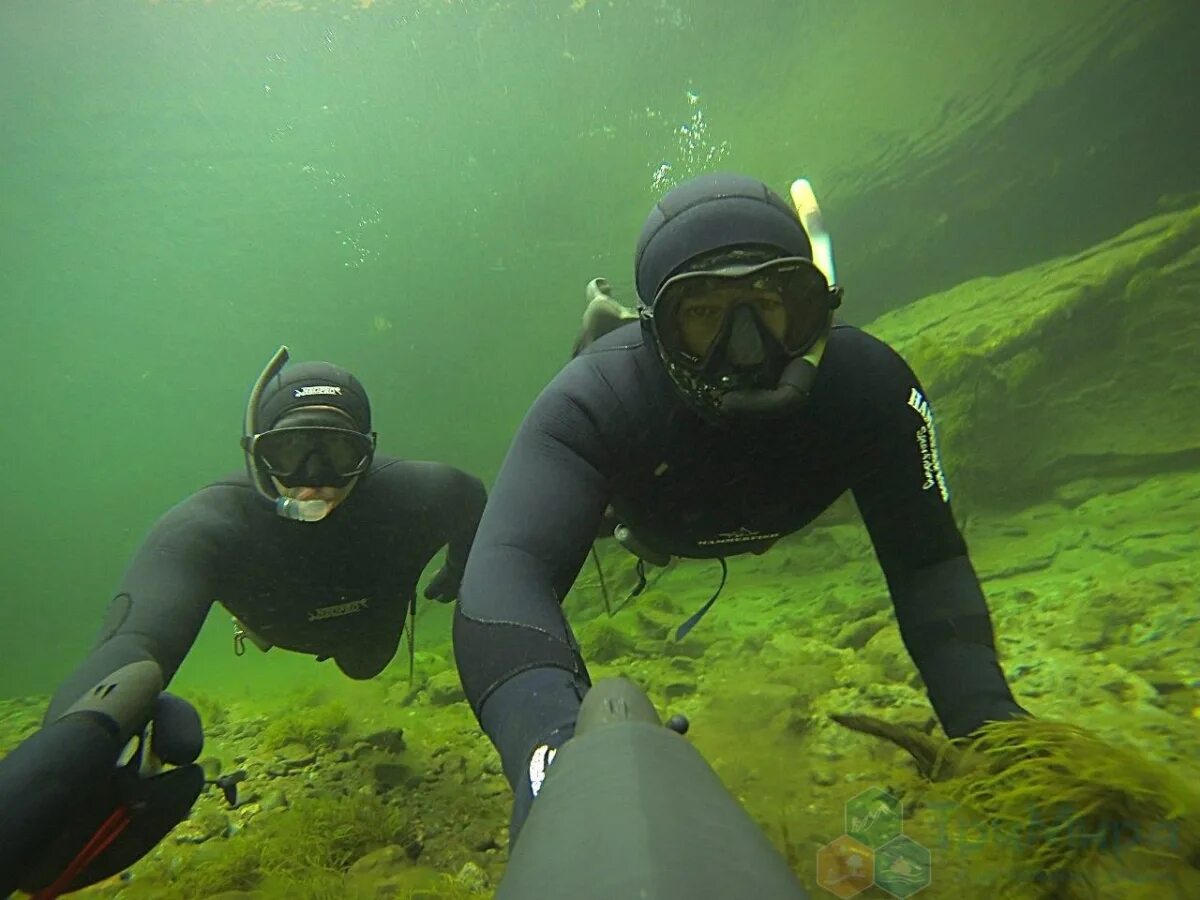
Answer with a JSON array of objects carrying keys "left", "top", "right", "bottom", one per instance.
[
  {"left": 270, "top": 477, "right": 358, "bottom": 511},
  {"left": 675, "top": 286, "right": 788, "bottom": 358}
]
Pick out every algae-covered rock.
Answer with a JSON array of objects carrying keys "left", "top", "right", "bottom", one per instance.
[
  {"left": 348, "top": 844, "right": 414, "bottom": 877},
  {"left": 833, "top": 614, "right": 887, "bottom": 650},
  {"left": 426, "top": 670, "right": 466, "bottom": 706},
  {"left": 862, "top": 626, "right": 912, "bottom": 684},
  {"left": 455, "top": 860, "right": 491, "bottom": 892},
  {"left": 870, "top": 203, "right": 1200, "bottom": 506},
  {"left": 361, "top": 728, "right": 406, "bottom": 755},
  {"left": 578, "top": 616, "right": 637, "bottom": 662},
  {"left": 175, "top": 807, "right": 230, "bottom": 844}
]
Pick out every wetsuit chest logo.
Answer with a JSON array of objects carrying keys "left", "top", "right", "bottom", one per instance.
[
  {"left": 308, "top": 598, "right": 370, "bottom": 622},
  {"left": 697, "top": 525, "right": 782, "bottom": 547}
]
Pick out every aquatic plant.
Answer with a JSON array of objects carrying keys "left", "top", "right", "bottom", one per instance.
[
  {"left": 140, "top": 791, "right": 415, "bottom": 898},
  {"left": 942, "top": 720, "right": 1200, "bottom": 890},
  {"left": 259, "top": 792, "right": 414, "bottom": 872},
  {"left": 259, "top": 701, "right": 351, "bottom": 750}
]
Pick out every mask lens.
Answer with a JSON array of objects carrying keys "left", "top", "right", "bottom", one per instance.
[
  {"left": 255, "top": 428, "right": 372, "bottom": 478},
  {"left": 654, "top": 259, "right": 831, "bottom": 365}
]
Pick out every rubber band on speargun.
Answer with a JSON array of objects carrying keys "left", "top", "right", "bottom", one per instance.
[{"left": 31, "top": 804, "right": 132, "bottom": 900}]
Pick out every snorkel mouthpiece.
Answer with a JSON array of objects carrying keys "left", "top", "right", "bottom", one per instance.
[
  {"left": 718, "top": 351, "right": 820, "bottom": 417},
  {"left": 275, "top": 496, "right": 334, "bottom": 523}
]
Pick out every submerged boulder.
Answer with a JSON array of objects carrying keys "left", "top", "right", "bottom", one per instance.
[{"left": 869, "top": 203, "right": 1200, "bottom": 507}]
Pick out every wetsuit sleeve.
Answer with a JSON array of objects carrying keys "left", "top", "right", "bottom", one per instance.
[
  {"left": 43, "top": 496, "right": 226, "bottom": 722},
  {"left": 850, "top": 349, "right": 1026, "bottom": 738},
  {"left": 453, "top": 365, "right": 618, "bottom": 789},
  {"left": 427, "top": 466, "right": 487, "bottom": 580}
]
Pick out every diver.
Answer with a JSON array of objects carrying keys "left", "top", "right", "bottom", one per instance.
[
  {"left": 452, "top": 171, "right": 1031, "bottom": 846},
  {"left": 0, "top": 349, "right": 486, "bottom": 897}
]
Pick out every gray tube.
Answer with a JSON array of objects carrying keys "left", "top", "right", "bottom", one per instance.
[
  {"left": 497, "top": 678, "right": 810, "bottom": 900},
  {"left": 241, "top": 345, "right": 290, "bottom": 501}
]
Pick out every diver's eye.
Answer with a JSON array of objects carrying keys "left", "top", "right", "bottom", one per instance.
[{"left": 682, "top": 304, "right": 725, "bottom": 321}]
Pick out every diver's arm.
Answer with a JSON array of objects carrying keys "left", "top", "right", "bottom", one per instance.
[
  {"left": 429, "top": 465, "right": 488, "bottom": 580},
  {"left": 851, "top": 363, "right": 1026, "bottom": 739},
  {"left": 44, "top": 496, "right": 224, "bottom": 722},
  {"left": 453, "top": 368, "right": 616, "bottom": 794}
]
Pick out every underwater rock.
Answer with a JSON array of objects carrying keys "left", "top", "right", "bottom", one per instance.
[
  {"left": 426, "top": 670, "right": 466, "bottom": 706},
  {"left": 372, "top": 761, "right": 412, "bottom": 790},
  {"left": 259, "top": 788, "right": 288, "bottom": 812},
  {"left": 862, "top": 627, "right": 910, "bottom": 683},
  {"left": 361, "top": 728, "right": 406, "bottom": 755},
  {"left": 198, "top": 756, "right": 223, "bottom": 780},
  {"left": 810, "top": 768, "right": 838, "bottom": 787},
  {"left": 634, "top": 609, "right": 673, "bottom": 641},
  {"left": 455, "top": 861, "right": 490, "bottom": 892},
  {"left": 1096, "top": 663, "right": 1161, "bottom": 706},
  {"left": 174, "top": 808, "right": 229, "bottom": 844},
  {"left": 273, "top": 743, "right": 316, "bottom": 770},
  {"left": 870, "top": 203, "right": 1200, "bottom": 505},
  {"left": 1054, "top": 475, "right": 1144, "bottom": 508},
  {"left": 772, "top": 707, "right": 816, "bottom": 737},
  {"left": 348, "top": 844, "right": 412, "bottom": 877},
  {"left": 1121, "top": 535, "right": 1193, "bottom": 568},
  {"left": 666, "top": 635, "right": 711, "bottom": 659},
  {"left": 668, "top": 655, "right": 696, "bottom": 673},
  {"left": 662, "top": 678, "right": 697, "bottom": 701},
  {"left": 833, "top": 615, "right": 887, "bottom": 650},
  {"left": 580, "top": 617, "right": 637, "bottom": 662}
]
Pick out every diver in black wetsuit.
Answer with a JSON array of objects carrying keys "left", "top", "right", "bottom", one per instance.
[
  {"left": 0, "top": 349, "right": 486, "bottom": 897},
  {"left": 453, "top": 172, "right": 1030, "bottom": 844}
]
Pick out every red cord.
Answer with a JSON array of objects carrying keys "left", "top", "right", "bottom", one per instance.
[{"left": 31, "top": 805, "right": 131, "bottom": 900}]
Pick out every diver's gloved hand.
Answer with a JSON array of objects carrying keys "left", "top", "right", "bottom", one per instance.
[
  {"left": 423, "top": 564, "right": 462, "bottom": 603},
  {"left": 4, "top": 686, "right": 206, "bottom": 897}
]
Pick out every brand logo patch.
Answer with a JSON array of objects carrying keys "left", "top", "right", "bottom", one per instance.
[
  {"left": 528, "top": 744, "right": 557, "bottom": 797},
  {"left": 307, "top": 598, "right": 369, "bottom": 622},
  {"left": 907, "top": 388, "right": 950, "bottom": 502},
  {"left": 697, "top": 526, "right": 781, "bottom": 547},
  {"left": 294, "top": 385, "right": 343, "bottom": 398}
]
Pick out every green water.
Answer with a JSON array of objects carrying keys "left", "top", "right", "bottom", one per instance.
[{"left": 1, "top": 1, "right": 1199, "bottom": 897}]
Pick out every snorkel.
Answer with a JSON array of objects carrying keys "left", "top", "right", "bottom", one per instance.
[
  {"left": 242, "top": 345, "right": 334, "bottom": 523},
  {"left": 717, "top": 179, "right": 842, "bottom": 418}
]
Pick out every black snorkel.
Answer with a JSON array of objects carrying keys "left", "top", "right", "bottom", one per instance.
[
  {"left": 242, "top": 345, "right": 290, "bottom": 503},
  {"left": 717, "top": 343, "right": 825, "bottom": 417}
]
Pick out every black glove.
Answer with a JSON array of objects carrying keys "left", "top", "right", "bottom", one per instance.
[
  {"left": 0, "top": 663, "right": 206, "bottom": 897},
  {"left": 423, "top": 564, "right": 461, "bottom": 603}
]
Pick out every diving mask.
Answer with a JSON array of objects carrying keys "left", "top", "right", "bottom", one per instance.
[
  {"left": 650, "top": 256, "right": 839, "bottom": 371},
  {"left": 246, "top": 424, "right": 375, "bottom": 489}
]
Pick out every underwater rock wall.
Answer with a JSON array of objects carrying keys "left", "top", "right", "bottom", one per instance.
[{"left": 869, "top": 202, "right": 1200, "bottom": 509}]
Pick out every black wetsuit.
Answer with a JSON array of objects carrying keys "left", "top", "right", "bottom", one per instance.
[
  {"left": 46, "top": 456, "right": 486, "bottom": 720},
  {"left": 455, "top": 321, "right": 1026, "bottom": 794}
]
